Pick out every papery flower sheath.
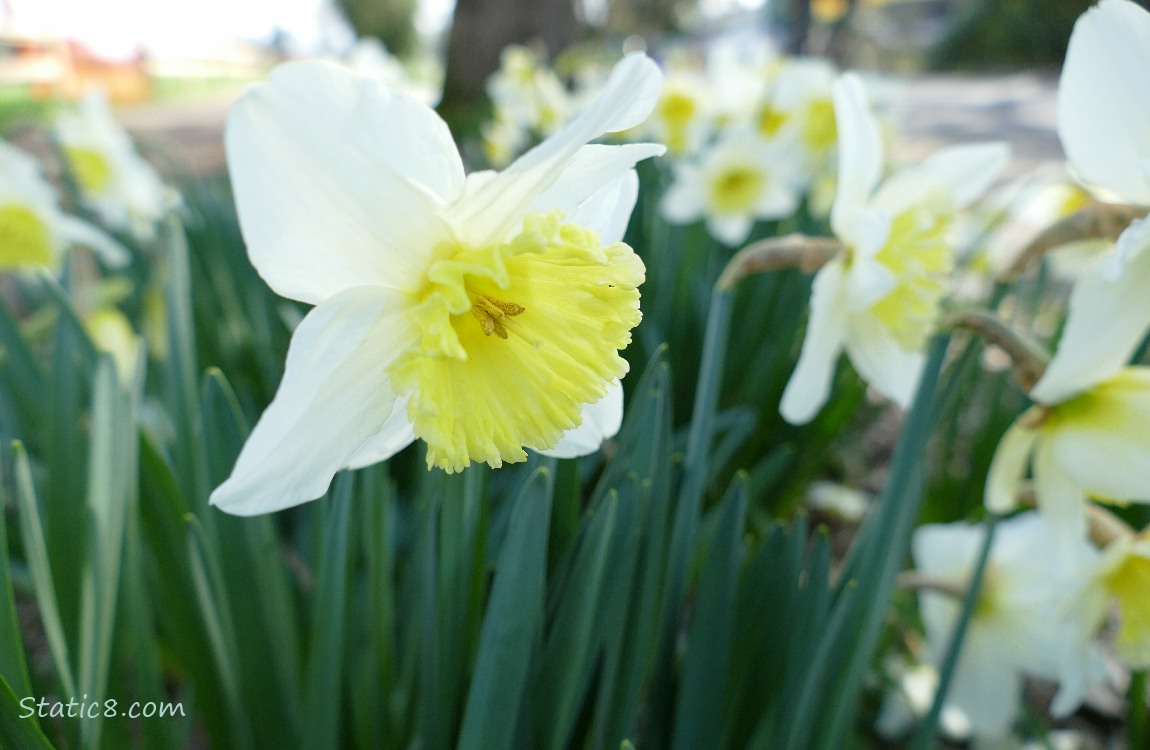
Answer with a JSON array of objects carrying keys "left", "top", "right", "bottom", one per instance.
[
  {"left": 780, "top": 74, "right": 1008, "bottom": 424},
  {"left": 211, "top": 55, "right": 665, "bottom": 515}
]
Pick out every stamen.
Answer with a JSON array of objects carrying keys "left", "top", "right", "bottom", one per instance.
[{"left": 471, "top": 294, "right": 525, "bottom": 338}]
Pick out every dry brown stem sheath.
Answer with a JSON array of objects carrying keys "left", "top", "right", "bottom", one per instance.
[
  {"left": 943, "top": 309, "right": 1049, "bottom": 391},
  {"left": 717, "top": 233, "right": 844, "bottom": 291},
  {"left": 1003, "top": 202, "right": 1148, "bottom": 281}
]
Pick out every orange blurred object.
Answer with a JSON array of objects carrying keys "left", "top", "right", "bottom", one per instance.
[{"left": 2, "top": 38, "right": 151, "bottom": 103}]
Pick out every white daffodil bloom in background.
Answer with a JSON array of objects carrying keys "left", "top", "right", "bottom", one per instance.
[
  {"left": 780, "top": 74, "right": 1008, "bottom": 424},
  {"left": 211, "top": 55, "right": 665, "bottom": 515},
  {"left": 983, "top": 233, "right": 1150, "bottom": 537},
  {"left": 0, "top": 140, "right": 127, "bottom": 271},
  {"left": 984, "top": 0, "right": 1150, "bottom": 537},
  {"left": 756, "top": 58, "right": 839, "bottom": 178},
  {"left": 648, "top": 68, "right": 714, "bottom": 158},
  {"left": 660, "top": 131, "right": 803, "bottom": 246},
  {"left": 55, "top": 90, "right": 169, "bottom": 241},
  {"left": 1093, "top": 531, "right": 1150, "bottom": 668},
  {"left": 912, "top": 513, "right": 1108, "bottom": 738}
]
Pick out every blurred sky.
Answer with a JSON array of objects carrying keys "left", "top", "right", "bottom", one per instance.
[{"left": 1, "top": 0, "right": 765, "bottom": 60}]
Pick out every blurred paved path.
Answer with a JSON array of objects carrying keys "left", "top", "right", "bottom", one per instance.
[
  {"left": 890, "top": 71, "right": 1061, "bottom": 175},
  {"left": 120, "top": 71, "right": 1063, "bottom": 178}
]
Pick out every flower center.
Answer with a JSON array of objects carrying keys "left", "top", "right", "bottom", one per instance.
[
  {"left": 1103, "top": 547, "right": 1150, "bottom": 666},
  {"left": 65, "top": 146, "right": 113, "bottom": 194},
  {"left": 757, "top": 104, "right": 789, "bottom": 138},
  {"left": 0, "top": 204, "right": 53, "bottom": 269},
  {"left": 659, "top": 90, "right": 697, "bottom": 128},
  {"left": 470, "top": 294, "right": 525, "bottom": 338},
  {"left": 390, "top": 211, "right": 644, "bottom": 473},
  {"left": 709, "top": 165, "right": 765, "bottom": 214},
  {"left": 868, "top": 206, "right": 953, "bottom": 351},
  {"left": 802, "top": 97, "right": 837, "bottom": 155}
]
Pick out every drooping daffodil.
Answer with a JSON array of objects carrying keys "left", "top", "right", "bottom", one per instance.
[
  {"left": 1058, "top": 0, "right": 1150, "bottom": 213},
  {"left": 55, "top": 89, "right": 169, "bottom": 241},
  {"left": 912, "top": 513, "right": 1107, "bottom": 738},
  {"left": 780, "top": 73, "right": 1008, "bottom": 424},
  {"left": 660, "top": 131, "right": 803, "bottom": 246},
  {"left": 210, "top": 55, "right": 664, "bottom": 515},
  {"left": 0, "top": 139, "right": 127, "bottom": 271},
  {"left": 984, "top": 0, "right": 1150, "bottom": 538}
]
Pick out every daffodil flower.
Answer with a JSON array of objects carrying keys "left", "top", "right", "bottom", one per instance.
[
  {"left": 660, "top": 131, "right": 803, "bottom": 246},
  {"left": 210, "top": 55, "right": 664, "bottom": 515},
  {"left": 913, "top": 513, "right": 1107, "bottom": 737},
  {"left": 780, "top": 74, "right": 1008, "bottom": 424},
  {"left": 55, "top": 90, "right": 169, "bottom": 241},
  {"left": 0, "top": 140, "right": 127, "bottom": 271},
  {"left": 1094, "top": 531, "right": 1150, "bottom": 668},
  {"left": 985, "top": 0, "right": 1150, "bottom": 537}
]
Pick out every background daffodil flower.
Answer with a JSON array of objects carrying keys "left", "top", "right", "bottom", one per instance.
[
  {"left": 912, "top": 513, "right": 1107, "bottom": 739},
  {"left": 985, "top": 229, "right": 1150, "bottom": 538},
  {"left": 0, "top": 139, "right": 127, "bottom": 271},
  {"left": 211, "top": 54, "right": 665, "bottom": 515},
  {"left": 780, "top": 73, "right": 1009, "bottom": 424},
  {"left": 985, "top": 1, "right": 1150, "bottom": 538},
  {"left": 55, "top": 89, "right": 170, "bottom": 242}
]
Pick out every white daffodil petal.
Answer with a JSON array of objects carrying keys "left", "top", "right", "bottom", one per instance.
[
  {"left": 708, "top": 214, "right": 754, "bottom": 247},
  {"left": 56, "top": 214, "right": 130, "bottom": 268},
  {"left": 210, "top": 286, "right": 415, "bottom": 515},
  {"left": 1031, "top": 224, "right": 1150, "bottom": 403},
  {"left": 1058, "top": 0, "right": 1150, "bottom": 205},
  {"left": 830, "top": 73, "right": 883, "bottom": 240},
  {"left": 344, "top": 394, "right": 417, "bottom": 470},
  {"left": 871, "top": 142, "right": 1011, "bottom": 216},
  {"left": 781, "top": 260, "right": 850, "bottom": 424},
  {"left": 843, "top": 253, "right": 896, "bottom": 310},
  {"left": 226, "top": 60, "right": 457, "bottom": 304},
  {"left": 559, "top": 167, "right": 639, "bottom": 245},
  {"left": 843, "top": 314, "right": 924, "bottom": 408},
  {"left": 532, "top": 144, "right": 664, "bottom": 233},
  {"left": 948, "top": 633, "right": 1023, "bottom": 737},
  {"left": 1032, "top": 437, "right": 1088, "bottom": 543},
  {"left": 1048, "top": 369, "right": 1150, "bottom": 502},
  {"left": 660, "top": 168, "right": 703, "bottom": 224},
  {"left": 447, "top": 53, "right": 663, "bottom": 249},
  {"left": 984, "top": 419, "right": 1038, "bottom": 514},
  {"left": 537, "top": 380, "right": 623, "bottom": 458}
]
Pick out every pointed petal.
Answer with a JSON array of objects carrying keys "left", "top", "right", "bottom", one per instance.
[
  {"left": 871, "top": 142, "right": 1010, "bottom": 216},
  {"left": 446, "top": 53, "right": 663, "bottom": 249},
  {"left": 660, "top": 165, "right": 704, "bottom": 224},
  {"left": 1058, "top": 0, "right": 1150, "bottom": 205},
  {"left": 56, "top": 214, "right": 130, "bottom": 268},
  {"left": 210, "top": 286, "right": 415, "bottom": 515},
  {"left": 843, "top": 314, "right": 924, "bottom": 408},
  {"left": 708, "top": 214, "right": 754, "bottom": 246},
  {"left": 984, "top": 418, "right": 1038, "bottom": 514},
  {"left": 537, "top": 380, "right": 623, "bottom": 458},
  {"left": 533, "top": 144, "right": 664, "bottom": 236},
  {"left": 1032, "top": 435, "right": 1088, "bottom": 544},
  {"left": 1048, "top": 368, "right": 1150, "bottom": 502},
  {"left": 1031, "top": 219, "right": 1150, "bottom": 403},
  {"left": 781, "top": 260, "right": 850, "bottom": 424},
  {"left": 563, "top": 168, "right": 639, "bottom": 245},
  {"left": 226, "top": 60, "right": 459, "bottom": 304},
  {"left": 343, "top": 394, "right": 416, "bottom": 470},
  {"left": 830, "top": 73, "right": 883, "bottom": 241}
]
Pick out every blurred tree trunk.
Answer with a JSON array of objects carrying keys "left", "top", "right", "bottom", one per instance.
[
  {"left": 439, "top": 0, "right": 579, "bottom": 126},
  {"left": 336, "top": 0, "right": 419, "bottom": 57}
]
